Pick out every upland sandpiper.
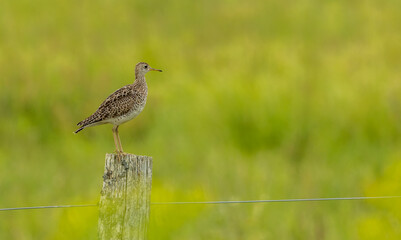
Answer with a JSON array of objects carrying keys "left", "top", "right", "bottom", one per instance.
[{"left": 75, "top": 62, "right": 162, "bottom": 153}]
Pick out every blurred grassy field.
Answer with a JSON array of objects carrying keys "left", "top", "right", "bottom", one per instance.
[{"left": 1, "top": 0, "right": 401, "bottom": 239}]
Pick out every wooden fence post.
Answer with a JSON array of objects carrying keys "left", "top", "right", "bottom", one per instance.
[{"left": 98, "top": 153, "right": 152, "bottom": 240}]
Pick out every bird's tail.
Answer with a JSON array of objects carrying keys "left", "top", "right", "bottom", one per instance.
[{"left": 74, "top": 126, "right": 85, "bottom": 134}]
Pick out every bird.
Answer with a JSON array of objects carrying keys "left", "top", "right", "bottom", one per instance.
[{"left": 75, "top": 62, "right": 162, "bottom": 154}]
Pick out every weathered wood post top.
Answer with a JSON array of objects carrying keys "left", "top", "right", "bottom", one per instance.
[{"left": 98, "top": 153, "right": 152, "bottom": 240}]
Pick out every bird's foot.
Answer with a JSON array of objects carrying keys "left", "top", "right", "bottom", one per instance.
[
  {"left": 113, "top": 150, "right": 124, "bottom": 162},
  {"left": 113, "top": 150, "right": 129, "bottom": 162}
]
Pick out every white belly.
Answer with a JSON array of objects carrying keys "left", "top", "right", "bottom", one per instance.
[{"left": 109, "top": 104, "right": 146, "bottom": 125}]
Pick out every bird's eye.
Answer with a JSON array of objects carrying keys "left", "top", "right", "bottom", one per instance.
[{"left": 144, "top": 65, "right": 148, "bottom": 69}]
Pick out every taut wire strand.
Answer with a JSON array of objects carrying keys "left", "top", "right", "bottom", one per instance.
[
  {"left": 1, "top": 196, "right": 400, "bottom": 212},
  {"left": 151, "top": 196, "right": 401, "bottom": 205},
  {"left": 0, "top": 204, "right": 98, "bottom": 212}
]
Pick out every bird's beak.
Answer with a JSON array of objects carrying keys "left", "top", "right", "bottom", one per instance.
[{"left": 150, "top": 67, "right": 162, "bottom": 72}]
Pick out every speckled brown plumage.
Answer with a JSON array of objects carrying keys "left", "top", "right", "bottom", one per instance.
[
  {"left": 75, "top": 62, "right": 162, "bottom": 153},
  {"left": 76, "top": 83, "right": 146, "bottom": 129}
]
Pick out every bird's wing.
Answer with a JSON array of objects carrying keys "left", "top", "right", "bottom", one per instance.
[{"left": 77, "top": 85, "right": 135, "bottom": 126}]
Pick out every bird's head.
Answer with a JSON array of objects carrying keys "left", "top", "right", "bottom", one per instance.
[{"left": 135, "top": 62, "right": 162, "bottom": 77}]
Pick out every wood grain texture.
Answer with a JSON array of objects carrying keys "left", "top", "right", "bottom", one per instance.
[{"left": 98, "top": 154, "right": 152, "bottom": 240}]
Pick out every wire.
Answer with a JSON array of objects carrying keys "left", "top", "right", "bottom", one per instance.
[
  {"left": 151, "top": 196, "right": 401, "bottom": 205},
  {"left": 0, "top": 204, "right": 97, "bottom": 212},
  {"left": 0, "top": 196, "right": 400, "bottom": 212}
]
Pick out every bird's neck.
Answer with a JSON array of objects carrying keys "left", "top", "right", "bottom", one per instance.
[{"left": 134, "top": 74, "right": 147, "bottom": 85}]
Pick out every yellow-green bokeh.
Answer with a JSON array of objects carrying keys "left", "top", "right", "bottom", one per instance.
[{"left": 1, "top": 0, "right": 401, "bottom": 239}]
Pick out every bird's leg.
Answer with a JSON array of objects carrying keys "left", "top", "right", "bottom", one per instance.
[
  {"left": 112, "top": 126, "right": 120, "bottom": 152},
  {"left": 115, "top": 125, "right": 125, "bottom": 154},
  {"left": 112, "top": 126, "right": 122, "bottom": 162}
]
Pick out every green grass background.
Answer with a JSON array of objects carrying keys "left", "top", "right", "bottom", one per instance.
[{"left": 1, "top": 0, "right": 401, "bottom": 239}]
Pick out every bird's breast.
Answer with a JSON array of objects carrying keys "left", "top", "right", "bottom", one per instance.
[{"left": 110, "top": 95, "right": 147, "bottom": 125}]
